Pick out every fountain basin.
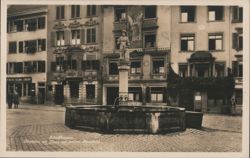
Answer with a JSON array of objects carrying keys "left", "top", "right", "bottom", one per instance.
[{"left": 65, "top": 105, "right": 186, "bottom": 134}]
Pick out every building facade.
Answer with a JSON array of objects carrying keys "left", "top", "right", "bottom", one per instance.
[
  {"left": 170, "top": 5, "right": 243, "bottom": 113},
  {"left": 47, "top": 5, "right": 102, "bottom": 105},
  {"left": 7, "top": 5, "right": 48, "bottom": 104},
  {"left": 102, "top": 6, "right": 171, "bottom": 106}
]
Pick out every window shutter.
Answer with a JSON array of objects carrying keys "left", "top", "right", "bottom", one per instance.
[
  {"left": 80, "top": 29, "right": 85, "bottom": 44},
  {"left": 51, "top": 32, "right": 56, "bottom": 47},
  {"left": 64, "top": 30, "right": 70, "bottom": 45},
  {"left": 146, "top": 87, "right": 151, "bottom": 102},
  {"left": 232, "top": 33, "right": 238, "bottom": 50},
  {"left": 232, "top": 61, "right": 238, "bottom": 77}
]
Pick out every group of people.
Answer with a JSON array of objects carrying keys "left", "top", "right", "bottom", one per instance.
[{"left": 7, "top": 90, "right": 20, "bottom": 109}]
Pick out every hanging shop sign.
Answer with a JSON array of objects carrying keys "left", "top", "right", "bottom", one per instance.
[{"left": 7, "top": 77, "right": 32, "bottom": 82}]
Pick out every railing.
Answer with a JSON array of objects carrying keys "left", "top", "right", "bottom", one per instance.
[{"left": 142, "top": 18, "right": 158, "bottom": 29}]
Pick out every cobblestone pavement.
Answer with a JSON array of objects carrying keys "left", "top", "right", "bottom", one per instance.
[{"left": 6, "top": 104, "right": 242, "bottom": 152}]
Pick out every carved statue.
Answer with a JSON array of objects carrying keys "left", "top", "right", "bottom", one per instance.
[{"left": 117, "top": 29, "right": 130, "bottom": 60}]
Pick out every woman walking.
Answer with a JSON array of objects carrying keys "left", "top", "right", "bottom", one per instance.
[{"left": 13, "top": 90, "right": 20, "bottom": 109}]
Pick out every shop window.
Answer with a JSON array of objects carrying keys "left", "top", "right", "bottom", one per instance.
[
  {"left": 56, "top": 31, "right": 65, "bottom": 46},
  {"left": 144, "top": 6, "right": 156, "bottom": 19},
  {"left": 56, "top": 6, "right": 65, "bottom": 20},
  {"left": 232, "top": 6, "right": 243, "bottom": 22},
  {"left": 150, "top": 87, "right": 164, "bottom": 102},
  {"left": 87, "top": 5, "right": 96, "bottom": 17},
  {"left": 180, "top": 34, "right": 195, "bottom": 51},
  {"left": 25, "top": 40, "right": 37, "bottom": 54},
  {"left": 152, "top": 60, "right": 164, "bottom": 74},
  {"left": 38, "top": 39, "right": 46, "bottom": 51},
  {"left": 208, "top": 33, "right": 223, "bottom": 51},
  {"left": 215, "top": 62, "right": 225, "bottom": 77},
  {"left": 86, "top": 85, "right": 95, "bottom": 99},
  {"left": 82, "top": 60, "right": 100, "bottom": 70},
  {"left": 9, "top": 42, "right": 17, "bottom": 53},
  {"left": 144, "top": 34, "right": 156, "bottom": 48},
  {"left": 38, "top": 17, "right": 45, "bottom": 29},
  {"left": 130, "top": 61, "right": 141, "bottom": 74},
  {"left": 233, "top": 32, "right": 243, "bottom": 51},
  {"left": 69, "top": 82, "right": 79, "bottom": 98},
  {"left": 71, "top": 30, "right": 80, "bottom": 45},
  {"left": 71, "top": 5, "right": 80, "bottom": 18},
  {"left": 180, "top": 6, "right": 196, "bottom": 22},
  {"left": 109, "top": 62, "right": 118, "bottom": 75},
  {"left": 179, "top": 64, "right": 188, "bottom": 77},
  {"left": 208, "top": 6, "right": 224, "bottom": 21},
  {"left": 115, "top": 7, "right": 126, "bottom": 22},
  {"left": 86, "top": 28, "right": 96, "bottom": 44}
]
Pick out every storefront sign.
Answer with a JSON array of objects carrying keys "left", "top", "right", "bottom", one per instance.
[{"left": 7, "top": 77, "right": 32, "bottom": 82}]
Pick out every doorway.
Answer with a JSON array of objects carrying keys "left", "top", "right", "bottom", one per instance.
[
  {"left": 38, "top": 88, "right": 46, "bottom": 104},
  {"left": 54, "top": 84, "right": 64, "bottom": 105},
  {"left": 107, "top": 87, "right": 119, "bottom": 105}
]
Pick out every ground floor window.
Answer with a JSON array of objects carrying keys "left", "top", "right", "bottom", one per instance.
[
  {"left": 150, "top": 87, "right": 164, "bottom": 102},
  {"left": 86, "top": 84, "right": 95, "bottom": 99},
  {"left": 128, "top": 87, "right": 142, "bottom": 101},
  {"left": 69, "top": 82, "right": 79, "bottom": 98},
  {"left": 7, "top": 82, "right": 34, "bottom": 97}
]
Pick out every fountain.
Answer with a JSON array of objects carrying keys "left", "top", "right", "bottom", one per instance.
[{"left": 65, "top": 29, "right": 187, "bottom": 134}]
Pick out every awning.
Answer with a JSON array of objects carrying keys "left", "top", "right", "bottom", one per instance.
[{"left": 189, "top": 51, "right": 215, "bottom": 62}]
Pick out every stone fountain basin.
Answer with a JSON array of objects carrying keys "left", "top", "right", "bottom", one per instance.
[{"left": 65, "top": 105, "right": 186, "bottom": 134}]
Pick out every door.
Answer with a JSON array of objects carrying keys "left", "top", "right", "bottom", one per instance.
[
  {"left": 107, "top": 87, "right": 119, "bottom": 105},
  {"left": 54, "top": 85, "right": 64, "bottom": 105},
  {"left": 38, "top": 88, "right": 46, "bottom": 104}
]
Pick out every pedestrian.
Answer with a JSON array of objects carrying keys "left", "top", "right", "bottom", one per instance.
[
  {"left": 7, "top": 92, "right": 13, "bottom": 109},
  {"left": 13, "top": 90, "right": 20, "bottom": 109},
  {"left": 231, "top": 97, "right": 236, "bottom": 114}
]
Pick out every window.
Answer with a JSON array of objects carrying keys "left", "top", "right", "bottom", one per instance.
[
  {"left": 25, "top": 40, "right": 37, "bottom": 54},
  {"left": 25, "top": 18, "right": 37, "bottom": 31},
  {"left": 9, "top": 42, "right": 17, "bottom": 53},
  {"left": 38, "top": 39, "right": 46, "bottom": 51},
  {"left": 179, "top": 64, "right": 188, "bottom": 77},
  {"left": 232, "top": 61, "right": 242, "bottom": 77},
  {"left": 153, "top": 60, "right": 164, "bottom": 74},
  {"left": 71, "top": 30, "right": 80, "bottom": 45},
  {"left": 215, "top": 62, "right": 225, "bottom": 77},
  {"left": 38, "top": 61, "right": 46, "bottom": 73},
  {"left": 150, "top": 87, "right": 164, "bottom": 102},
  {"left": 208, "top": 33, "right": 223, "bottom": 51},
  {"left": 19, "top": 41, "right": 23, "bottom": 53},
  {"left": 180, "top": 34, "right": 195, "bottom": 51},
  {"left": 28, "top": 83, "right": 35, "bottom": 96},
  {"left": 109, "top": 62, "right": 118, "bottom": 75},
  {"left": 55, "top": 57, "right": 65, "bottom": 71},
  {"left": 235, "top": 89, "right": 242, "bottom": 105},
  {"left": 56, "top": 31, "right": 65, "bottom": 46},
  {"left": 82, "top": 60, "right": 100, "bottom": 70},
  {"left": 15, "top": 20, "right": 24, "bottom": 32},
  {"left": 56, "top": 6, "right": 65, "bottom": 20},
  {"left": 232, "top": 6, "right": 243, "bottom": 22},
  {"left": 38, "top": 17, "right": 45, "bottom": 29},
  {"left": 233, "top": 32, "right": 243, "bottom": 51},
  {"left": 8, "top": 20, "right": 16, "bottom": 32},
  {"left": 67, "top": 56, "right": 77, "bottom": 70},
  {"left": 86, "top": 85, "right": 95, "bottom": 99},
  {"left": 180, "top": 6, "right": 196, "bottom": 22},
  {"left": 128, "top": 87, "right": 141, "bottom": 101},
  {"left": 71, "top": 5, "right": 80, "bottom": 18},
  {"left": 87, "top": 5, "right": 96, "bottom": 17},
  {"left": 208, "top": 6, "right": 224, "bottom": 21},
  {"left": 130, "top": 61, "right": 141, "bottom": 74},
  {"left": 144, "top": 6, "right": 156, "bottom": 19},
  {"left": 115, "top": 7, "right": 126, "bottom": 22},
  {"left": 86, "top": 28, "right": 96, "bottom": 43},
  {"left": 144, "top": 34, "right": 156, "bottom": 48}
]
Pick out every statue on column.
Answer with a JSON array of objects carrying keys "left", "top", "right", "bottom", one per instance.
[{"left": 117, "top": 29, "right": 130, "bottom": 60}]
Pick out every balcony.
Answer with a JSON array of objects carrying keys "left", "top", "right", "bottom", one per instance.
[
  {"left": 151, "top": 73, "right": 166, "bottom": 80},
  {"left": 82, "top": 70, "right": 98, "bottom": 81},
  {"left": 113, "top": 21, "right": 127, "bottom": 32},
  {"left": 142, "top": 18, "right": 158, "bottom": 30},
  {"left": 104, "top": 75, "right": 119, "bottom": 81},
  {"left": 129, "top": 74, "right": 143, "bottom": 80},
  {"left": 65, "top": 70, "right": 82, "bottom": 77}
]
